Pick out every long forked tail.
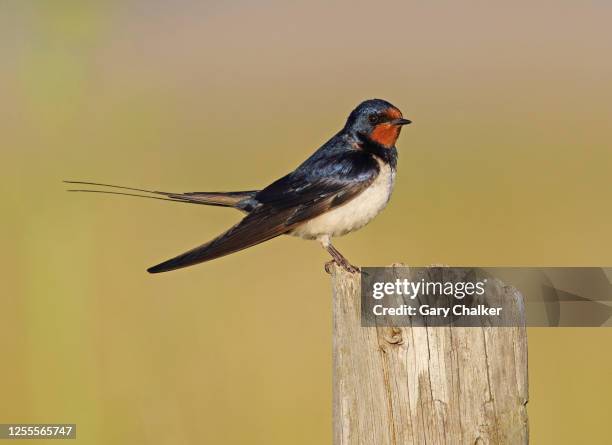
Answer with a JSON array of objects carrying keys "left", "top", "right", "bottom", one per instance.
[{"left": 64, "top": 180, "right": 259, "bottom": 211}]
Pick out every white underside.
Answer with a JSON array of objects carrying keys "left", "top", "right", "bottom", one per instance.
[{"left": 289, "top": 159, "right": 395, "bottom": 241}]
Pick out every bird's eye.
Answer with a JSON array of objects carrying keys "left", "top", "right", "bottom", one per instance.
[{"left": 368, "top": 114, "right": 380, "bottom": 124}]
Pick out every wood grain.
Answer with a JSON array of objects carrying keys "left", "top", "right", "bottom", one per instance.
[{"left": 331, "top": 264, "right": 528, "bottom": 445}]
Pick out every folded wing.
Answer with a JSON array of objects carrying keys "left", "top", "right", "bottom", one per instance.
[{"left": 148, "top": 152, "right": 378, "bottom": 273}]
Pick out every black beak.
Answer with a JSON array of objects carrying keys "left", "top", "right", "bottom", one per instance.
[{"left": 391, "top": 118, "right": 412, "bottom": 126}]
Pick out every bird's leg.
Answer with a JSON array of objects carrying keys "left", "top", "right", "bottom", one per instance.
[
  {"left": 319, "top": 235, "right": 359, "bottom": 274},
  {"left": 327, "top": 244, "right": 360, "bottom": 273}
]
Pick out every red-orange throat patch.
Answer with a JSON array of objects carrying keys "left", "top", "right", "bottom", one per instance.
[
  {"left": 370, "top": 107, "right": 403, "bottom": 147},
  {"left": 370, "top": 123, "right": 400, "bottom": 147}
]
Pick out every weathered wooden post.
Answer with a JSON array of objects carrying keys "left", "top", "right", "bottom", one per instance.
[{"left": 330, "top": 264, "right": 528, "bottom": 445}]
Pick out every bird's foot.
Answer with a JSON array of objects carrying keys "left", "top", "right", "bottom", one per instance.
[
  {"left": 342, "top": 260, "right": 360, "bottom": 274},
  {"left": 324, "top": 259, "right": 360, "bottom": 274},
  {"left": 322, "top": 240, "right": 360, "bottom": 274}
]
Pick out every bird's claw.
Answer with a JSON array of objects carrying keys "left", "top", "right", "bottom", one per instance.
[
  {"left": 324, "top": 259, "right": 360, "bottom": 274},
  {"left": 343, "top": 262, "right": 360, "bottom": 274}
]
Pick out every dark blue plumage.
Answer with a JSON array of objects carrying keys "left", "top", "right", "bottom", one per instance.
[{"left": 66, "top": 99, "right": 410, "bottom": 273}]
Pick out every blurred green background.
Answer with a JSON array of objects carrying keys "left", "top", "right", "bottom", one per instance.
[{"left": 2, "top": 1, "right": 611, "bottom": 444}]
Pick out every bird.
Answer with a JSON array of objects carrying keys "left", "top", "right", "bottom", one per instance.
[{"left": 66, "top": 99, "right": 411, "bottom": 274}]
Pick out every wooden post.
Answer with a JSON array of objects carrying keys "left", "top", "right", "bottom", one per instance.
[{"left": 331, "top": 264, "right": 529, "bottom": 445}]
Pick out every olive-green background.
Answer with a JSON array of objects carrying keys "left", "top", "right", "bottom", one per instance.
[{"left": 2, "top": 2, "right": 611, "bottom": 444}]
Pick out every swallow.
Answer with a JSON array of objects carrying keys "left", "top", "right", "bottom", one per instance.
[{"left": 66, "top": 99, "right": 411, "bottom": 274}]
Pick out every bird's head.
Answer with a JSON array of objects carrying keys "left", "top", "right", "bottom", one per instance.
[{"left": 344, "top": 99, "right": 411, "bottom": 148}]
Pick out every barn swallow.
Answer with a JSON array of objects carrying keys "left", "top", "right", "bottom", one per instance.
[{"left": 66, "top": 99, "right": 411, "bottom": 273}]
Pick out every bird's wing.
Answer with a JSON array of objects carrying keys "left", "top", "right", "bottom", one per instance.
[{"left": 148, "top": 154, "right": 378, "bottom": 273}]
